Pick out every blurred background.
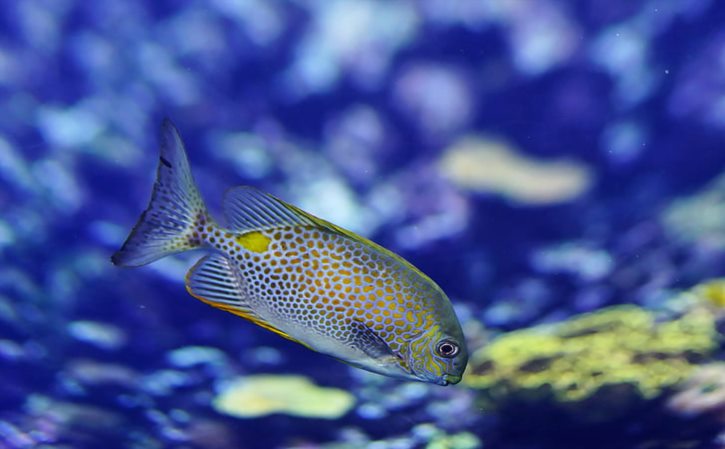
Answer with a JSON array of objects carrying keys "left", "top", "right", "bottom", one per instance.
[{"left": 0, "top": 0, "right": 724, "bottom": 448}]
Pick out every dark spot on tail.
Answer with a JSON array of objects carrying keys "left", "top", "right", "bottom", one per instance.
[{"left": 160, "top": 156, "right": 172, "bottom": 168}]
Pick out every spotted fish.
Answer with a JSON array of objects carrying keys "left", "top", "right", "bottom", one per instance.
[{"left": 112, "top": 120, "right": 468, "bottom": 385}]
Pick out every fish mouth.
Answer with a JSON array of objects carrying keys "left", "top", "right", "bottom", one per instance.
[{"left": 436, "top": 374, "right": 462, "bottom": 386}]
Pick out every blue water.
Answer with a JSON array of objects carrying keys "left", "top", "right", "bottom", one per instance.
[{"left": 1, "top": 1, "right": 724, "bottom": 448}]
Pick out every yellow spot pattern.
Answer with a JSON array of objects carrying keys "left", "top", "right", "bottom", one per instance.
[
  {"left": 200, "top": 224, "right": 445, "bottom": 367},
  {"left": 236, "top": 231, "right": 271, "bottom": 253}
]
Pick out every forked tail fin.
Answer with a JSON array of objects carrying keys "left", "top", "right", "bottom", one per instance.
[{"left": 112, "top": 119, "right": 209, "bottom": 267}]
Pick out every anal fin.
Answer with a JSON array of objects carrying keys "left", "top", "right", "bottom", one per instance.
[
  {"left": 186, "top": 254, "right": 248, "bottom": 308},
  {"left": 185, "top": 254, "right": 306, "bottom": 346}
]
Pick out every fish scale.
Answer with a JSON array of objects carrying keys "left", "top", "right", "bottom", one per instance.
[
  {"left": 112, "top": 120, "right": 468, "bottom": 385},
  {"left": 203, "top": 225, "right": 437, "bottom": 355}
]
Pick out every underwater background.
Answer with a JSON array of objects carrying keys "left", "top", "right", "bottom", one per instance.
[{"left": 1, "top": 0, "right": 725, "bottom": 448}]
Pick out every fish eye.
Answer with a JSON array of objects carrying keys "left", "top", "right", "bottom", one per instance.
[{"left": 436, "top": 340, "right": 459, "bottom": 358}]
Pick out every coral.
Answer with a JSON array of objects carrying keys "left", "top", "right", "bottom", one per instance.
[
  {"left": 662, "top": 172, "right": 725, "bottom": 250},
  {"left": 0, "top": 395, "right": 128, "bottom": 447},
  {"left": 0, "top": 0, "right": 723, "bottom": 446},
  {"left": 438, "top": 136, "right": 593, "bottom": 206},
  {"left": 667, "top": 363, "right": 725, "bottom": 423},
  {"left": 212, "top": 375, "right": 355, "bottom": 419},
  {"left": 464, "top": 304, "right": 718, "bottom": 421},
  {"left": 67, "top": 320, "right": 127, "bottom": 351},
  {"left": 64, "top": 359, "right": 140, "bottom": 388},
  {"left": 692, "top": 278, "right": 725, "bottom": 309},
  {"left": 425, "top": 430, "right": 481, "bottom": 449},
  {"left": 283, "top": 424, "right": 481, "bottom": 449}
]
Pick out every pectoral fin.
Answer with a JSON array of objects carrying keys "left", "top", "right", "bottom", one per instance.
[{"left": 348, "top": 319, "right": 401, "bottom": 362}]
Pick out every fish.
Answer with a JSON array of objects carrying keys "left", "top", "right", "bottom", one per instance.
[{"left": 112, "top": 119, "right": 468, "bottom": 385}]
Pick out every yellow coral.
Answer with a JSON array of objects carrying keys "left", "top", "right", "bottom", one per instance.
[
  {"left": 213, "top": 375, "right": 355, "bottom": 419},
  {"left": 464, "top": 305, "right": 718, "bottom": 414},
  {"left": 693, "top": 278, "right": 725, "bottom": 308}
]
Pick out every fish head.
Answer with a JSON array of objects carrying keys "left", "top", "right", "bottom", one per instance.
[
  {"left": 404, "top": 313, "right": 468, "bottom": 386},
  {"left": 342, "top": 316, "right": 468, "bottom": 385}
]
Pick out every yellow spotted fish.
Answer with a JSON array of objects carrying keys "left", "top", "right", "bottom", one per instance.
[{"left": 112, "top": 120, "right": 467, "bottom": 385}]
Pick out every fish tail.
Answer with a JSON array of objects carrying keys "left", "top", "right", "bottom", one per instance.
[{"left": 112, "top": 119, "right": 211, "bottom": 267}]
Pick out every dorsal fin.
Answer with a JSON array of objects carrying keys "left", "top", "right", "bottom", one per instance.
[
  {"left": 185, "top": 254, "right": 310, "bottom": 348},
  {"left": 222, "top": 186, "right": 316, "bottom": 232},
  {"left": 224, "top": 186, "right": 440, "bottom": 290},
  {"left": 225, "top": 185, "right": 377, "bottom": 247}
]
